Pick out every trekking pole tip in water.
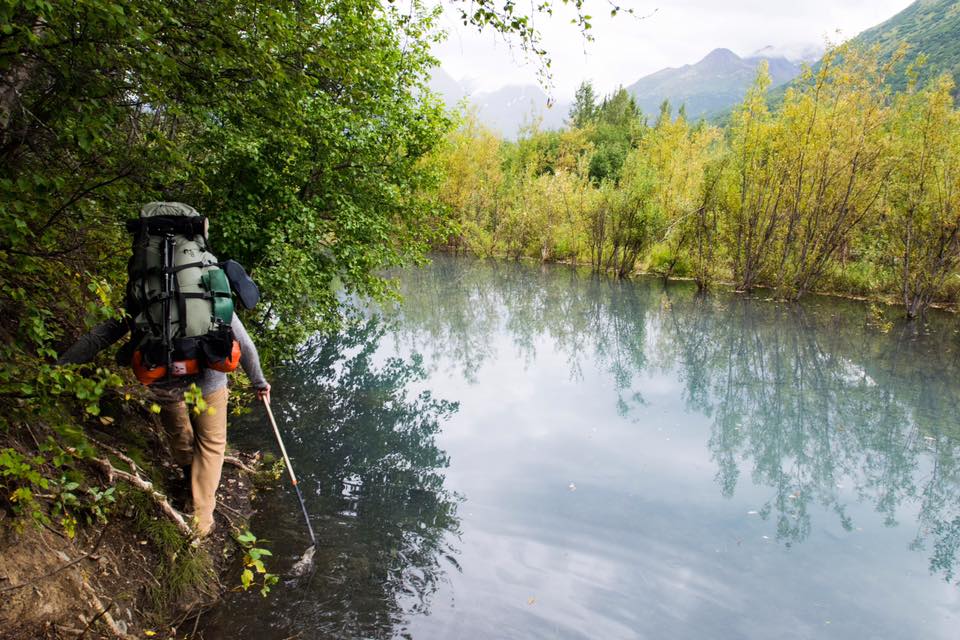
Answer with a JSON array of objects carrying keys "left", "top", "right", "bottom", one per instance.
[{"left": 262, "top": 395, "right": 317, "bottom": 547}]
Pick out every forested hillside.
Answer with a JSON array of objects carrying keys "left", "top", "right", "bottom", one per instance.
[{"left": 856, "top": 0, "right": 960, "bottom": 93}]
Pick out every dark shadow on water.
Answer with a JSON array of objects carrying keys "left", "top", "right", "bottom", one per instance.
[{"left": 200, "top": 318, "right": 462, "bottom": 639}]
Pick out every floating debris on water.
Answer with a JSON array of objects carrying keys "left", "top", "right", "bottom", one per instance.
[{"left": 289, "top": 545, "right": 316, "bottom": 577}]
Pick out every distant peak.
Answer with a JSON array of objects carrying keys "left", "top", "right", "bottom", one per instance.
[
  {"left": 749, "top": 43, "right": 824, "bottom": 63},
  {"left": 699, "top": 48, "right": 741, "bottom": 65}
]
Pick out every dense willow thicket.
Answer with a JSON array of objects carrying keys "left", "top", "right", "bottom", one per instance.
[{"left": 435, "top": 44, "right": 960, "bottom": 318}]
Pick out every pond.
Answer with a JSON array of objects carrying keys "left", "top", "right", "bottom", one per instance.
[{"left": 201, "top": 254, "right": 960, "bottom": 639}]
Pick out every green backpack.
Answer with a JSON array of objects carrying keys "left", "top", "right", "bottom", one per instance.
[{"left": 124, "top": 202, "right": 238, "bottom": 383}]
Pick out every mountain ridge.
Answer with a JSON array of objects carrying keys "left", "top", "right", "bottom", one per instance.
[
  {"left": 430, "top": 1, "right": 960, "bottom": 134},
  {"left": 624, "top": 47, "right": 802, "bottom": 120},
  {"left": 757, "top": 0, "right": 960, "bottom": 119},
  {"left": 428, "top": 45, "right": 808, "bottom": 136},
  {"left": 428, "top": 71, "right": 569, "bottom": 137}
]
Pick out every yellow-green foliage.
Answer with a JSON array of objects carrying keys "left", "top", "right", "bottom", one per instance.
[
  {"left": 1, "top": 435, "right": 119, "bottom": 536},
  {"left": 434, "top": 43, "right": 960, "bottom": 317},
  {"left": 235, "top": 529, "right": 279, "bottom": 597},
  {"left": 886, "top": 74, "right": 960, "bottom": 317},
  {"left": 724, "top": 46, "right": 895, "bottom": 298},
  {"left": 434, "top": 110, "right": 505, "bottom": 256},
  {"left": 435, "top": 102, "right": 721, "bottom": 279}
]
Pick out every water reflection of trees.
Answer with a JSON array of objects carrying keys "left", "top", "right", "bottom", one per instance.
[
  {"left": 271, "top": 318, "right": 462, "bottom": 637},
  {"left": 390, "top": 256, "right": 654, "bottom": 415},
  {"left": 389, "top": 255, "right": 960, "bottom": 582},
  {"left": 656, "top": 289, "right": 960, "bottom": 579},
  {"left": 658, "top": 295, "right": 917, "bottom": 544}
]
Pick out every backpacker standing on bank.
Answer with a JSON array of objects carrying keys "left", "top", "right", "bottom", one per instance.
[{"left": 59, "top": 202, "right": 270, "bottom": 537}]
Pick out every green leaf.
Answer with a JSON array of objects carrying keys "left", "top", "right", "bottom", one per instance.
[{"left": 236, "top": 530, "right": 256, "bottom": 545}]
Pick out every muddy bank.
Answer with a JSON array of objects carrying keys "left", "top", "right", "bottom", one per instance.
[{"left": 0, "top": 402, "right": 264, "bottom": 639}]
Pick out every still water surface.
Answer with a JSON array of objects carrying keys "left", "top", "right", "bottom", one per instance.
[{"left": 202, "top": 255, "right": 960, "bottom": 639}]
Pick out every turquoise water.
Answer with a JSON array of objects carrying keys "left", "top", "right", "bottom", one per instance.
[{"left": 202, "top": 255, "right": 960, "bottom": 639}]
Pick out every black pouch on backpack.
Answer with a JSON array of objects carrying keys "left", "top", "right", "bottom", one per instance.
[
  {"left": 125, "top": 216, "right": 207, "bottom": 240},
  {"left": 200, "top": 324, "right": 236, "bottom": 366},
  {"left": 221, "top": 260, "right": 260, "bottom": 310},
  {"left": 172, "top": 337, "right": 200, "bottom": 361}
]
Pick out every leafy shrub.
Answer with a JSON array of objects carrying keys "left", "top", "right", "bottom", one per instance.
[
  {"left": 647, "top": 242, "right": 690, "bottom": 277},
  {"left": 235, "top": 530, "right": 279, "bottom": 597}
]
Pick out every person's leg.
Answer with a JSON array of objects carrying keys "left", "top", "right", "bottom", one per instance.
[
  {"left": 159, "top": 396, "right": 194, "bottom": 468},
  {"left": 157, "top": 393, "right": 195, "bottom": 510},
  {"left": 190, "top": 386, "right": 229, "bottom": 535}
]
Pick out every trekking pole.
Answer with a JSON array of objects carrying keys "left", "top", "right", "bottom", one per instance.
[{"left": 263, "top": 397, "right": 317, "bottom": 546}]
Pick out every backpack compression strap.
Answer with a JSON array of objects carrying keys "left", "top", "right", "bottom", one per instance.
[{"left": 125, "top": 216, "right": 208, "bottom": 243}]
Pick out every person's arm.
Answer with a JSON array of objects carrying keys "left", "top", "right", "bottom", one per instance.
[
  {"left": 57, "top": 318, "right": 129, "bottom": 365},
  {"left": 231, "top": 314, "right": 270, "bottom": 401}
]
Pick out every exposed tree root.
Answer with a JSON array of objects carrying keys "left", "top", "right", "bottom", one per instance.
[
  {"left": 87, "top": 436, "right": 141, "bottom": 474},
  {"left": 223, "top": 455, "right": 257, "bottom": 475},
  {"left": 215, "top": 498, "right": 255, "bottom": 529},
  {"left": 80, "top": 579, "right": 137, "bottom": 640},
  {"left": 89, "top": 457, "right": 195, "bottom": 539}
]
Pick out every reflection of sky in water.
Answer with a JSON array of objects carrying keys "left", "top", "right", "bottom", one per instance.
[
  {"left": 382, "top": 257, "right": 960, "bottom": 639},
  {"left": 387, "top": 327, "right": 958, "bottom": 639},
  {"left": 206, "top": 256, "right": 960, "bottom": 639}
]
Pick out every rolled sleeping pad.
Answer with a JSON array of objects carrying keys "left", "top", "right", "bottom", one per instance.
[{"left": 221, "top": 259, "right": 261, "bottom": 310}]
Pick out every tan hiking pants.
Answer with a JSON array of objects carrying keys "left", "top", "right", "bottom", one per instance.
[{"left": 159, "top": 386, "right": 229, "bottom": 535}]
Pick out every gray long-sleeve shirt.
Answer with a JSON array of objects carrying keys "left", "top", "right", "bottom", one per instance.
[{"left": 59, "top": 314, "right": 268, "bottom": 396}]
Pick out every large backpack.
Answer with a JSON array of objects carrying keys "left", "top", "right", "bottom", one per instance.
[{"left": 124, "top": 202, "right": 241, "bottom": 385}]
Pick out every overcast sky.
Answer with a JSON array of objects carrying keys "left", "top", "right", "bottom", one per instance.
[{"left": 432, "top": 0, "right": 915, "bottom": 99}]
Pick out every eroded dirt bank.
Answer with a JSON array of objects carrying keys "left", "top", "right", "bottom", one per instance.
[{"left": 0, "top": 400, "right": 265, "bottom": 640}]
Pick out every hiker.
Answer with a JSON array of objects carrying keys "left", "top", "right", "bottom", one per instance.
[{"left": 59, "top": 202, "right": 269, "bottom": 537}]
